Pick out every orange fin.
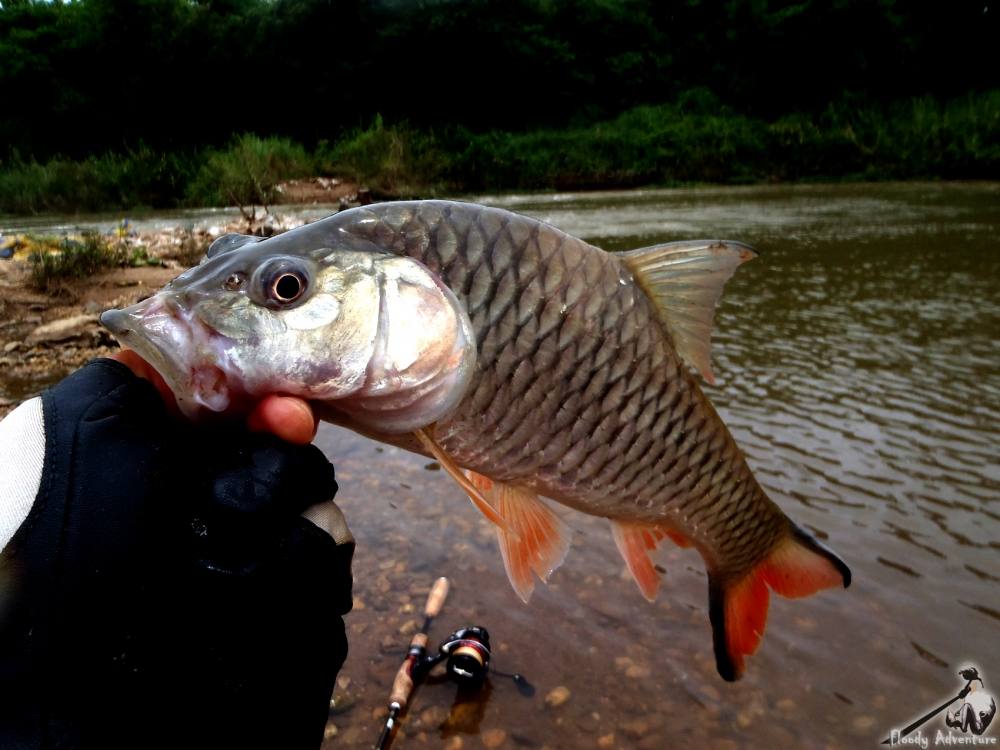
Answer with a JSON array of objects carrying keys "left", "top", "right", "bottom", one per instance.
[
  {"left": 468, "top": 471, "right": 571, "bottom": 603},
  {"left": 709, "top": 524, "right": 851, "bottom": 681},
  {"left": 413, "top": 428, "right": 512, "bottom": 535},
  {"left": 665, "top": 529, "right": 694, "bottom": 548},
  {"left": 610, "top": 521, "right": 668, "bottom": 601}
]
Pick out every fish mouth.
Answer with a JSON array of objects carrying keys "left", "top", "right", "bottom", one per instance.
[{"left": 100, "top": 295, "right": 237, "bottom": 418}]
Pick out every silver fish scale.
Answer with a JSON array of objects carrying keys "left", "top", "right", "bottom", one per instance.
[{"left": 340, "top": 201, "right": 788, "bottom": 574}]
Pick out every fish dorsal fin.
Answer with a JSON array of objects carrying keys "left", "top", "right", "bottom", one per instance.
[
  {"left": 413, "top": 428, "right": 512, "bottom": 534},
  {"left": 466, "top": 470, "right": 571, "bottom": 603},
  {"left": 206, "top": 233, "right": 261, "bottom": 258},
  {"left": 620, "top": 240, "right": 757, "bottom": 384}
]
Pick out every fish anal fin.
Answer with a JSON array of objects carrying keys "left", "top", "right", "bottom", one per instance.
[
  {"left": 470, "top": 473, "right": 570, "bottom": 604},
  {"left": 665, "top": 528, "right": 694, "bottom": 548},
  {"left": 708, "top": 526, "right": 851, "bottom": 681},
  {"left": 610, "top": 521, "right": 661, "bottom": 601},
  {"left": 621, "top": 240, "right": 756, "bottom": 384},
  {"left": 413, "top": 428, "right": 512, "bottom": 534}
]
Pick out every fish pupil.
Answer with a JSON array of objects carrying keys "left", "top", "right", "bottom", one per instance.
[{"left": 273, "top": 272, "right": 304, "bottom": 302}]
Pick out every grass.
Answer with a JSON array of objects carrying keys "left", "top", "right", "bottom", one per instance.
[
  {"left": 28, "top": 232, "right": 161, "bottom": 290},
  {"left": 1, "top": 91, "right": 997, "bottom": 215}
]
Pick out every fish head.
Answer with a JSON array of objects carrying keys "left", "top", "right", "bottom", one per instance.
[{"left": 100, "top": 230, "right": 476, "bottom": 433}]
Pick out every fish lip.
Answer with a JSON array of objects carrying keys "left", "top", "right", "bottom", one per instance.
[{"left": 100, "top": 296, "right": 237, "bottom": 417}]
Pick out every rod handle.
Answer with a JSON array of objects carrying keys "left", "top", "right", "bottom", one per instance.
[
  {"left": 424, "top": 577, "right": 449, "bottom": 618},
  {"left": 389, "top": 659, "right": 416, "bottom": 709}
]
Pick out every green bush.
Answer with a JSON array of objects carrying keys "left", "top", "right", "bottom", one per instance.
[
  {"left": 28, "top": 232, "right": 160, "bottom": 290},
  {"left": 186, "top": 135, "right": 315, "bottom": 208},
  {"left": 317, "top": 116, "right": 453, "bottom": 196}
]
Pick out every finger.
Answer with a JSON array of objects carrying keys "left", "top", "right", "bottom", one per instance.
[
  {"left": 247, "top": 395, "right": 317, "bottom": 445},
  {"left": 108, "top": 349, "right": 180, "bottom": 414}
]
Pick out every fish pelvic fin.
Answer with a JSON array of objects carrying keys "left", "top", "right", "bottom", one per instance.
[
  {"left": 466, "top": 471, "right": 571, "bottom": 604},
  {"left": 708, "top": 524, "right": 851, "bottom": 681},
  {"left": 611, "top": 520, "right": 695, "bottom": 601},
  {"left": 413, "top": 428, "right": 512, "bottom": 535},
  {"left": 620, "top": 240, "right": 757, "bottom": 385}
]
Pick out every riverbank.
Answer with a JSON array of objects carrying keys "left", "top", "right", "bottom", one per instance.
[
  {"left": 2, "top": 91, "right": 997, "bottom": 216},
  {"left": 0, "top": 208, "right": 323, "bottom": 417}
]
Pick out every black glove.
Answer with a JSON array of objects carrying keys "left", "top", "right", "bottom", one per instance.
[{"left": 0, "top": 358, "right": 353, "bottom": 750}]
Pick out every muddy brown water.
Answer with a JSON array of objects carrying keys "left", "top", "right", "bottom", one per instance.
[{"left": 5, "top": 183, "right": 999, "bottom": 748}]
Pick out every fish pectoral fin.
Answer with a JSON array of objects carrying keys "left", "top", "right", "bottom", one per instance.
[
  {"left": 611, "top": 520, "right": 680, "bottom": 601},
  {"left": 620, "top": 240, "right": 757, "bottom": 384},
  {"left": 413, "top": 428, "right": 512, "bottom": 534},
  {"left": 708, "top": 524, "right": 851, "bottom": 681},
  {"left": 468, "top": 471, "right": 571, "bottom": 604}
]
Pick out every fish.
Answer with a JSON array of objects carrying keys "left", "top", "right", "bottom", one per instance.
[{"left": 100, "top": 200, "right": 850, "bottom": 681}]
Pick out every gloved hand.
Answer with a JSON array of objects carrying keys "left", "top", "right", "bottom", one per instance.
[{"left": 0, "top": 358, "right": 353, "bottom": 750}]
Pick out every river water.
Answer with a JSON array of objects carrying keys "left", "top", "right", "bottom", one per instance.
[{"left": 7, "top": 183, "right": 1000, "bottom": 748}]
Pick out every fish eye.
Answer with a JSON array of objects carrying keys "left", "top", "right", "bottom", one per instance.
[
  {"left": 270, "top": 271, "right": 306, "bottom": 303},
  {"left": 251, "top": 256, "right": 313, "bottom": 309}
]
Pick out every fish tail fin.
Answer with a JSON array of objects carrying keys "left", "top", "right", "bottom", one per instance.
[{"left": 708, "top": 524, "right": 851, "bottom": 681}]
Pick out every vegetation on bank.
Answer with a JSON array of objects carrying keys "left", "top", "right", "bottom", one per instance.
[
  {"left": 1, "top": 91, "right": 997, "bottom": 215},
  {"left": 26, "top": 232, "right": 162, "bottom": 290}
]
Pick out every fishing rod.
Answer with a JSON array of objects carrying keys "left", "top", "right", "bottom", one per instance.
[
  {"left": 375, "top": 576, "right": 450, "bottom": 750},
  {"left": 881, "top": 668, "right": 980, "bottom": 744}
]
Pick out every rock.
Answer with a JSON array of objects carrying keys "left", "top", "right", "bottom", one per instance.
[
  {"left": 597, "top": 734, "right": 615, "bottom": 749},
  {"left": 637, "top": 735, "right": 665, "bottom": 750},
  {"left": 26, "top": 314, "right": 97, "bottom": 345},
  {"left": 322, "top": 723, "right": 338, "bottom": 740},
  {"left": 620, "top": 718, "right": 648, "bottom": 739},
  {"left": 852, "top": 715, "right": 875, "bottom": 732},
  {"left": 4, "top": 341, "right": 20, "bottom": 353},
  {"left": 328, "top": 687, "right": 356, "bottom": 715},
  {"left": 625, "top": 662, "right": 651, "bottom": 679},
  {"left": 776, "top": 698, "right": 796, "bottom": 712},
  {"left": 482, "top": 728, "right": 507, "bottom": 748},
  {"left": 444, "top": 736, "right": 464, "bottom": 750},
  {"left": 398, "top": 619, "right": 418, "bottom": 635},
  {"left": 545, "top": 686, "right": 571, "bottom": 708},
  {"left": 419, "top": 705, "right": 447, "bottom": 729}
]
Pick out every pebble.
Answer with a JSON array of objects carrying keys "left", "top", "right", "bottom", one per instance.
[
  {"left": 637, "top": 735, "right": 665, "bottom": 750},
  {"left": 419, "top": 705, "right": 447, "bottom": 729},
  {"left": 322, "top": 723, "right": 338, "bottom": 740},
  {"left": 852, "top": 715, "right": 876, "bottom": 732},
  {"left": 398, "top": 619, "right": 418, "bottom": 635},
  {"left": 3, "top": 341, "right": 18, "bottom": 353},
  {"left": 625, "top": 663, "right": 651, "bottom": 679},
  {"left": 482, "top": 728, "right": 507, "bottom": 748},
  {"left": 444, "top": 737, "right": 464, "bottom": 750},
  {"left": 776, "top": 698, "right": 797, "bottom": 712},
  {"left": 620, "top": 718, "right": 648, "bottom": 738},
  {"left": 545, "top": 686, "right": 571, "bottom": 708},
  {"left": 597, "top": 733, "right": 615, "bottom": 749}
]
